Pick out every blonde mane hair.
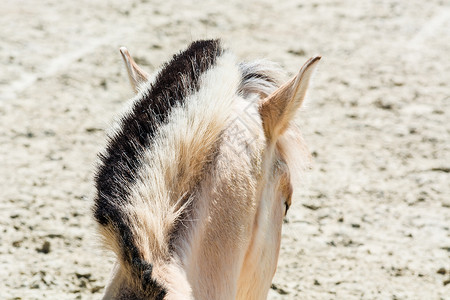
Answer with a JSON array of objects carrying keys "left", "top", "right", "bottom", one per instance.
[{"left": 94, "top": 39, "right": 319, "bottom": 299}]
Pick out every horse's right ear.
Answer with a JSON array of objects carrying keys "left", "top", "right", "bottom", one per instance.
[
  {"left": 119, "top": 47, "right": 149, "bottom": 93},
  {"left": 259, "top": 56, "right": 321, "bottom": 141}
]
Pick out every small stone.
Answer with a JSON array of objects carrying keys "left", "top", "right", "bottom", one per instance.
[
  {"left": 408, "top": 127, "right": 417, "bottom": 134},
  {"left": 43, "top": 130, "right": 55, "bottom": 137},
  {"left": 36, "top": 240, "right": 51, "bottom": 254},
  {"left": 99, "top": 79, "right": 107, "bottom": 89},
  {"left": 91, "top": 285, "right": 103, "bottom": 293},
  {"left": 270, "top": 283, "right": 289, "bottom": 295},
  {"left": 46, "top": 233, "right": 63, "bottom": 238},
  {"left": 442, "top": 200, "right": 450, "bottom": 208},
  {"left": 437, "top": 267, "right": 446, "bottom": 275},
  {"left": 75, "top": 272, "right": 91, "bottom": 280},
  {"left": 85, "top": 127, "right": 102, "bottom": 133},
  {"left": 302, "top": 203, "right": 320, "bottom": 210},
  {"left": 288, "top": 49, "right": 306, "bottom": 56},
  {"left": 30, "top": 282, "right": 40, "bottom": 289},
  {"left": 79, "top": 280, "right": 87, "bottom": 288},
  {"left": 391, "top": 77, "right": 404, "bottom": 86},
  {"left": 431, "top": 167, "right": 450, "bottom": 173},
  {"left": 374, "top": 99, "right": 393, "bottom": 110}
]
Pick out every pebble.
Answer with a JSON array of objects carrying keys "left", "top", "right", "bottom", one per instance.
[
  {"left": 436, "top": 267, "right": 446, "bottom": 275},
  {"left": 75, "top": 272, "right": 92, "bottom": 280},
  {"left": 36, "top": 241, "right": 51, "bottom": 254},
  {"left": 270, "top": 283, "right": 289, "bottom": 295},
  {"left": 91, "top": 285, "right": 103, "bottom": 293}
]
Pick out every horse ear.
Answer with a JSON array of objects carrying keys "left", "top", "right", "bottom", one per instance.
[
  {"left": 259, "top": 56, "right": 321, "bottom": 141},
  {"left": 119, "top": 47, "right": 149, "bottom": 93}
]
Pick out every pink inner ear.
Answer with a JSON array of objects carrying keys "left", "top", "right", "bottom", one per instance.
[{"left": 259, "top": 56, "right": 320, "bottom": 141}]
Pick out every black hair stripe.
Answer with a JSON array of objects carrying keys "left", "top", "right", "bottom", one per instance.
[
  {"left": 94, "top": 39, "right": 222, "bottom": 226},
  {"left": 93, "top": 39, "right": 223, "bottom": 297}
]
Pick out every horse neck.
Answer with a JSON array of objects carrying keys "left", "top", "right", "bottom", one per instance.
[
  {"left": 166, "top": 102, "right": 265, "bottom": 299},
  {"left": 178, "top": 159, "right": 259, "bottom": 298},
  {"left": 153, "top": 260, "right": 193, "bottom": 300}
]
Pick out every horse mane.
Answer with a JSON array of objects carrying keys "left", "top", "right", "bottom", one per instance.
[{"left": 93, "top": 39, "right": 293, "bottom": 296}]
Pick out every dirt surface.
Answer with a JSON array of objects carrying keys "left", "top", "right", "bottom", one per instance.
[{"left": 1, "top": 0, "right": 449, "bottom": 299}]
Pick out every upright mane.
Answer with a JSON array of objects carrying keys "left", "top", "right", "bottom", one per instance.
[
  {"left": 94, "top": 40, "right": 223, "bottom": 226},
  {"left": 93, "top": 39, "right": 286, "bottom": 297}
]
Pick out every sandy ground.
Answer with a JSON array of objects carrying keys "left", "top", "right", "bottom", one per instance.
[{"left": 1, "top": 0, "right": 449, "bottom": 299}]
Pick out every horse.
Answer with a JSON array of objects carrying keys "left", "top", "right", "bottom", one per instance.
[{"left": 93, "top": 39, "right": 320, "bottom": 299}]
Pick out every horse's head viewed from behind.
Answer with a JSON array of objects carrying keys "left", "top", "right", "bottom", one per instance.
[{"left": 93, "top": 39, "right": 320, "bottom": 300}]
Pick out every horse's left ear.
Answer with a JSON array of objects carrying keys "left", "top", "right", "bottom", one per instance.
[
  {"left": 259, "top": 56, "right": 321, "bottom": 141},
  {"left": 119, "top": 47, "right": 149, "bottom": 93}
]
